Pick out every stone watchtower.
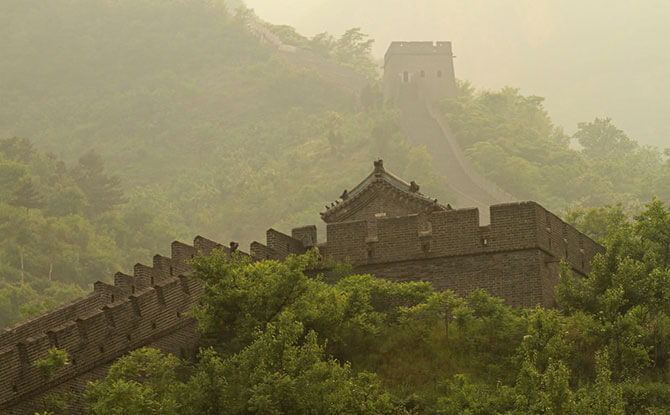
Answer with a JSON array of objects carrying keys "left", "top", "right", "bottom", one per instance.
[{"left": 383, "top": 41, "right": 457, "bottom": 103}]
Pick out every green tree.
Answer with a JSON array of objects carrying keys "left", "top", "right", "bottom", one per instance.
[
  {"left": 634, "top": 198, "right": 670, "bottom": 268},
  {"left": 0, "top": 137, "right": 35, "bottom": 163},
  {"left": 574, "top": 117, "right": 636, "bottom": 158},
  {"left": 85, "top": 348, "right": 182, "bottom": 415},
  {"left": 34, "top": 347, "right": 70, "bottom": 379},
  {"left": 332, "top": 28, "right": 377, "bottom": 77},
  {"left": 72, "top": 150, "right": 126, "bottom": 216},
  {"left": 558, "top": 199, "right": 670, "bottom": 377},
  {"left": 10, "top": 176, "right": 44, "bottom": 214},
  {"left": 563, "top": 205, "right": 626, "bottom": 243},
  {"left": 191, "top": 250, "right": 317, "bottom": 353}
]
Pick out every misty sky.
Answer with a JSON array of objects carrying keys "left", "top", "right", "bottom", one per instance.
[{"left": 245, "top": 0, "right": 670, "bottom": 149}]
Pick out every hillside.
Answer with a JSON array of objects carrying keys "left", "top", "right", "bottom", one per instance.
[
  {"left": 0, "top": 0, "right": 455, "bottom": 327},
  {"left": 0, "top": 0, "right": 456, "bottom": 241},
  {"left": 438, "top": 84, "right": 670, "bottom": 212},
  {"left": 246, "top": 0, "right": 670, "bottom": 149}
]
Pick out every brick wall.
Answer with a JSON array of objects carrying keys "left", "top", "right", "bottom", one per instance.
[
  {"left": 0, "top": 237, "right": 220, "bottom": 415},
  {"left": 355, "top": 250, "right": 545, "bottom": 307},
  {"left": 266, "top": 229, "right": 306, "bottom": 258},
  {"left": 323, "top": 201, "right": 601, "bottom": 277},
  {"left": 320, "top": 201, "right": 603, "bottom": 308},
  {"left": 324, "top": 181, "right": 435, "bottom": 234},
  {"left": 0, "top": 201, "right": 603, "bottom": 414}
]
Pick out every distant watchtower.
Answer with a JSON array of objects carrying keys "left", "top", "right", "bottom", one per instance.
[{"left": 383, "top": 41, "right": 457, "bottom": 103}]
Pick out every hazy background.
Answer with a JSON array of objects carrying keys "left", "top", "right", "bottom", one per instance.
[{"left": 245, "top": 0, "right": 670, "bottom": 148}]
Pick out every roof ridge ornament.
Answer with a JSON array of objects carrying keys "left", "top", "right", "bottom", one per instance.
[{"left": 373, "top": 159, "right": 384, "bottom": 173}]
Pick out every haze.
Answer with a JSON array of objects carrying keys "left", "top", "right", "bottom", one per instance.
[
  {"left": 246, "top": 0, "right": 670, "bottom": 148},
  {"left": 4, "top": 1, "right": 670, "bottom": 412}
]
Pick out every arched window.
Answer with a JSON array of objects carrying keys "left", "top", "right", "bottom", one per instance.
[
  {"left": 403, "top": 71, "right": 409, "bottom": 82},
  {"left": 420, "top": 70, "right": 425, "bottom": 78},
  {"left": 437, "top": 70, "right": 443, "bottom": 78}
]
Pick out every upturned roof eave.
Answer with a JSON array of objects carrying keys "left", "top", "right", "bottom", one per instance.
[{"left": 320, "top": 161, "right": 448, "bottom": 221}]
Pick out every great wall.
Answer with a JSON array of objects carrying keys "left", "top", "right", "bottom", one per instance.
[
  {"left": 246, "top": 22, "right": 516, "bottom": 220},
  {"left": 0, "top": 24, "right": 604, "bottom": 414},
  {"left": 0, "top": 159, "right": 603, "bottom": 414}
]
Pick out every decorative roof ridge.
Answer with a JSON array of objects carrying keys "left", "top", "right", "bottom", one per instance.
[{"left": 321, "top": 160, "right": 448, "bottom": 219}]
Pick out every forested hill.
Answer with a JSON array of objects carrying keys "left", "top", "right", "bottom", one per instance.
[
  {"left": 0, "top": 0, "right": 342, "bottom": 183},
  {"left": 0, "top": 0, "right": 452, "bottom": 238},
  {"left": 0, "top": 0, "right": 452, "bottom": 327}
]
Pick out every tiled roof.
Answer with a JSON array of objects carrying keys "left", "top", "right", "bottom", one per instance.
[{"left": 320, "top": 160, "right": 449, "bottom": 220}]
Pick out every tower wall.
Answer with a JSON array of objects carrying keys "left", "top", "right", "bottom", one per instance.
[
  {"left": 322, "top": 201, "right": 604, "bottom": 307},
  {"left": 383, "top": 41, "right": 457, "bottom": 103}
]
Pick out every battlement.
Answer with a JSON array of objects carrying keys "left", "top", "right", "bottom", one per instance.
[
  {"left": 383, "top": 40, "right": 457, "bottom": 103},
  {"left": 323, "top": 201, "right": 603, "bottom": 276},
  {"left": 385, "top": 41, "right": 453, "bottom": 63},
  {"left": 0, "top": 163, "right": 605, "bottom": 413},
  {"left": 0, "top": 235, "right": 232, "bottom": 412}
]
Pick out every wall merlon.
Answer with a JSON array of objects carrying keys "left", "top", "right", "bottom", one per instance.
[
  {"left": 51, "top": 321, "right": 83, "bottom": 352},
  {"left": 326, "top": 219, "right": 368, "bottom": 264},
  {"left": 250, "top": 241, "right": 279, "bottom": 261},
  {"left": 0, "top": 292, "right": 106, "bottom": 351},
  {"left": 0, "top": 347, "right": 21, "bottom": 398},
  {"left": 93, "top": 281, "right": 117, "bottom": 301},
  {"left": 178, "top": 275, "right": 192, "bottom": 296},
  {"left": 133, "top": 263, "right": 154, "bottom": 290},
  {"left": 77, "top": 312, "right": 108, "bottom": 345},
  {"left": 74, "top": 318, "right": 87, "bottom": 343},
  {"left": 291, "top": 225, "right": 317, "bottom": 248},
  {"left": 153, "top": 254, "right": 174, "bottom": 282},
  {"left": 113, "top": 272, "right": 134, "bottom": 297},
  {"left": 266, "top": 229, "right": 306, "bottom": 259},
  {"left": 16, "top": 342, "right": 28, "bottom": 366},
  {"left": 430, "top": 208, "right": 481, "bottom": 256},
  {"left": 371, "top": 214, "right": 421, "bottom": 263},
  {"left": 488, "top": 202, "right": 541, "bottom": 251},
  {"left": 24, "top": 334, "right": 51, "bottom": 364},
  {"left": 102, "top": 301, "right": 139, "bottom": 334},
  {"left": 171, "top": 241, "right": 196, "bottom": 275},
  {"left": 101, "top": 306, "right": 116, "bottom": 329},
  {"left": 154, "top": 284, "right": 167, "bottom": 307},
  {"left": 194, "top": 236, "right": 222, "bottom": 256}
]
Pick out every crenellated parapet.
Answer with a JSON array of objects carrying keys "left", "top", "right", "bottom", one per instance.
[
  {"left": 0, "top": 235, "right": 234, "bottom": 414},
  {"left": 0, "top": 163, "right": 606, "bottom": 413},
  {"left": 323, "top": 201, "right": 604, "bottom": 277}
]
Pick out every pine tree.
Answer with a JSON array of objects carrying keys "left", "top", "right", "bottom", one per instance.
[
  {"left": 73, "top": 150, "right": 126, "bottom": 216},
  {"left": 10, "top": 177, "right": 44, "bottom": 214},
  {"left": 0, "top": 137, "right": 36, "bottom": 163}
]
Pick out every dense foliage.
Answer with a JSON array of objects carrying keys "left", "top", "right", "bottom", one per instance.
[
  {"left": 74, "top": 200, "right": 670, "bottom": 414},
  {"left": 0, "top": 137, "right": 180, "bottom": 327},
  {"left": 260, "top": 22, "right": 379, "bottom": 78},
  {"left": 0, "top": 0, "right": 451, "bottom": 245},
  {"left": 439, "top": 83, "right": 669, "bottom": 212}
]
